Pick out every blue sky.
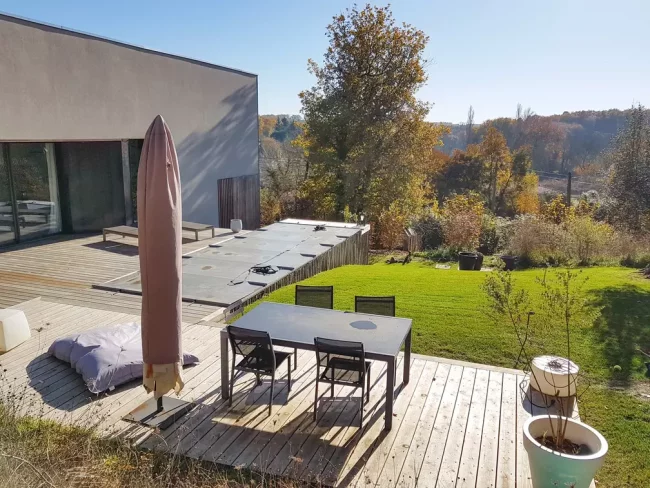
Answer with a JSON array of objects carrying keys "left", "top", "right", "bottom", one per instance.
[{"left": 1, "top": 0, "right": 647, "bottom": 123}]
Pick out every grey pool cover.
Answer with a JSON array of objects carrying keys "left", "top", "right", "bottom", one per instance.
[{"left": 97, "top": 221, "right": 362, "bottom": 307}]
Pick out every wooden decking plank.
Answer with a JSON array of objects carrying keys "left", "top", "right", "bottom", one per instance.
[
  {"left": 475, "top": 371, "right": 504, "bottom": 488},
  {"left": 406, "top": 364, "right": 464, "bottom": 487},
  {"left": 202, "top": 350, "right": 314, "bottom": 464},
  {"left": 496, "top": 373, "right": 517, "bottom": 488},
  {"left": 348, "top": 359, "right": 425, "bottom": 488},
  {"left": 516, "top": 374, "right": 532, "bottom": 488},
  {"left": 452, "top": 368, "right": 490, "bottom": 488},
  {"left": 394, "top": 362, "right": 451, "bottom": 488},
  {"left": 374, "top": 360, "right": 440, "bottom": 488}
]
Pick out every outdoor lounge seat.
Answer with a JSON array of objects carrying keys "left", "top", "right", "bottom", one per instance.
[
  {"left": 314, "top": 337, "right": 371, "bottom": 427},
  {"left": 227, "top": 325, "right": 291, "bottom": 416},
  {"left": 354, "top": 296, "right": 396, "bottom": 317}
]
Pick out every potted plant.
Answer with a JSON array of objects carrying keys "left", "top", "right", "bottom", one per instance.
[
  {"left": 474, "top": 251, "right": 484, "bottom": 270},
  {"left": 483, "top": 269, "right": 607, "bottom": 488},
  {"left": 458, "top": 251, "right": 478, "bottom": 270}
]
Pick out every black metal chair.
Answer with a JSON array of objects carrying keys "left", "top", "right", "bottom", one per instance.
[
  {"left": 226, "top": 325, "right": 292, "bottom": 416},
  {"left": 292, "top": 285, "right": 334, "bottom": 370},
  {"left": 314, "top": 337, "right": 371, "bottom": 427},
  {"left": 295, "top": 285, "right": 334, "bottom": 309},
  {"left": 354, "top": 296, "right": 396, "bottom": 317}
]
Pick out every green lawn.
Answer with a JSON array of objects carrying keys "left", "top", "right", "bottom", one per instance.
[{"left": 255, "top": 262, "right": 650, "bottom": 487}]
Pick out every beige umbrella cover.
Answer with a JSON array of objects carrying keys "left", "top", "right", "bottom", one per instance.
[{"left": 138, "top": 115, "right": 184, "bottom": 398}]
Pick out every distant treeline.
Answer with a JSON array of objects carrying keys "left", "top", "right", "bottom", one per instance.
[{"left": 441, "top": 108, "right": 648, "bottom": 174}]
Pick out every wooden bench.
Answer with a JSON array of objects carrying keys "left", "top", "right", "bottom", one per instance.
[
  {"left": 103, "top": 225, "right": 138, "bottom": 242},
  {"left": 103, "top": 222, "right": 215, "bottom": 242},
  {"left": 181, "top": 221, "right": 216, "bottom": 241}
]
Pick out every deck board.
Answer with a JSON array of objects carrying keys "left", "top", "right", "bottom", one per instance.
[{"left": 0, "top": 297, "right": 576, "bottom": 487}]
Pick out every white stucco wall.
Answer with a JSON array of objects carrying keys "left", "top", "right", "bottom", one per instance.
[{"left": 0, "top": 14, "right": 259, "bottom": 226}]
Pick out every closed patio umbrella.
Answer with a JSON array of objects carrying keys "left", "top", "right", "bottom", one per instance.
[{"left": 125, "top": 115, "right": 193, "bottom": 429}]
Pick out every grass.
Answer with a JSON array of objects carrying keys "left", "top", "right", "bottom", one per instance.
[
  {"left": 0, "top": 402, "right": 305, "bottom": 487},
  {"left": 255, "top": 262, "right": 650, "bottom": 487}
]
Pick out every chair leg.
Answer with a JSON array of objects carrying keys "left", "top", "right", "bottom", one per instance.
[
  {"left": 268, "top": 372, "right": 274, "bottom": 417},
  {"left": 330, "top": 370, "right": 334, "bottom": 398},
  {"left": 314, "top": 380, "right": 319, "bottom": 422},
  {"left": 229, "top": 367, "right": 235, "bottom": 407},
  {"left": 366, "top": 366, "right": 371, "bottom": 402},
  {"left": 287, "top": 357, "right": 292, "bottom": 392},
  {"left": 360, "top": 382, "right": 365, "bottom": 428}
]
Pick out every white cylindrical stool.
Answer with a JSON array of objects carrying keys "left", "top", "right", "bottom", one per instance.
[
  {"left": 230, "top": 219, "right": 243, "bottom": 233},
  {"left": 0, "top": 309, "right": 31, "bottom": 352}
]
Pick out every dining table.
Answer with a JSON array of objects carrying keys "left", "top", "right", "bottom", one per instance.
[{"left": 220, "top": 301, "right": 412, "bottom": 430}]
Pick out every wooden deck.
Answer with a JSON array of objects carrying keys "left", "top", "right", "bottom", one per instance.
[
  {"left": 1, "top": 298, "right": 551, "bottom": 488},
  {"left": 0, "top": 231, "right": 238, "bottom": 322}
]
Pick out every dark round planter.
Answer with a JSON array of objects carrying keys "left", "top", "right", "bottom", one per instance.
[
  {"left": 458, "top": 252, "right": 478, "bottom": 271},
  {"left": 474, "top": 252, "right": 484, "bottom": 271},
  {"left": 500, "top": 255, "right": 517, "bottom": 271}
]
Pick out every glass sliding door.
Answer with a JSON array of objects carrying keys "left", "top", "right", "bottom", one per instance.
[
  {"left": 0, "top": 144, "right": 17, "bottom": 244},
  {"left": 5, "top": 142, "right": 62, "bottom": 242}
]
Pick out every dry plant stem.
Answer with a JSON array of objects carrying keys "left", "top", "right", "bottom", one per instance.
[{"left": 0, "top": 451, "right": 58, "bottom": 488}]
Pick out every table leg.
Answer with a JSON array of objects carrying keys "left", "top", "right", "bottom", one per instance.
[
  {"left": 404, "top": 328, "right": 412, "bottom": 385},
  {"left": 220, "top": 329, "right": 230, "bottom": 399},
  {"left": 385, "top": 355, "right": 395, "bottom": 430},
  {"left": 212, "top": 227, "right": 215, "bottom": 238}
]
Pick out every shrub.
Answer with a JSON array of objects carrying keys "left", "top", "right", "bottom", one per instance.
[
  {"left": 415, "top": 246, "right": 458, "bottom": 262},
  {"left": 412, "top": 211, "right": 444, "bottom": 250},
  {"left": 506, "top": 215, "right": 570, "bottom": 266},
  {"left": 566, "top": 216, "right": 614, "bottom": 265},
  {"left": 377, "top": 202, "right": 407, "bottom": 250},
  {"left": 260, "top": 188, "right": 281, "bottom": 225},
  {"left": 441, "top": 194, "right": 484, "bottom": 251},
  {"left": 541, "top": 195, "right": 574, "bottom": 224},
  {"left": 478, "top": 214, "right": 500, "bottom": 255}
]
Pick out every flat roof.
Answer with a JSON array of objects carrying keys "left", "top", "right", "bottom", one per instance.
[
  {"left": 96, "top": 220, "right": 366, "bottom": 307},
  {"left": 0, "top": 12, "right": 257, "bottom": 78}
]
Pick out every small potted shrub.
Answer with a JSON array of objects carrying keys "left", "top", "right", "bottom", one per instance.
[
  {"left": 483, "top": 269, "right": 607, "bottom": 488},
  {"left": 440, "top": 194, "right": 484, "bottom": 271}
]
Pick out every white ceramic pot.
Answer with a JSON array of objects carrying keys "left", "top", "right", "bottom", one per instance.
[
  {"left": 530, "top": 355, "right": 579, "bottom": 397},
  {"left": 523, "top": 415, "right": 607, "bottom": 488},
  {"left": 230, "top": 219, "right": 243, "bottom": 233}
]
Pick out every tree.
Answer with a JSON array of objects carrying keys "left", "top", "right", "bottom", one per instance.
[
  {"left": 466, "top": 105, "right": 475, "bottom": 147},
  {"left": 606, "top": 105, "right": 650, "bottom": 231},
  {"left": 299, "top": 4, "right": 445, "bottom": 224},
  {"left": 480, "top": 126, "right": 512, "bottom": 212}
]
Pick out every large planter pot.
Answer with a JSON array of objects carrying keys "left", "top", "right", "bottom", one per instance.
[
  {"left": 458, "top": 252, "right": 478, "bottom": 270},
  {"left": 474, "top": 252, "right": 484, "bottom": 271},
  {"left": 530, "top": 355, "right": 579, "bottom": 397},
  {"left": 230, "top": 219, "right": 243, "bottom": 233},
  {"left": 500, "top": 254, "right": 517, "bottom": 271},
  {"left": 524, "top": 415, "right": 608, "bottom": 488}
]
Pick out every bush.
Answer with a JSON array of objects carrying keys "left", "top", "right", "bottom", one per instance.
[
  {"left": 441, "top": 194, "right": 484, "bottom": 251},
  {"left": 415, "top": 246, "right": 458, "bottom": 262},
  {"left": 412, "top": 212, "right": 444, "bottom": 250},
  {"left": 478, "top": 214, "right": 500, "bottom": 255},
  {"left": 566, "top": 216, "right": 614, "bottom": 265},
  {"left": 260, "top": 188, "right": 281, "bottom": 225},
  {"left": 506, "top": 215, "right": 570, "bottom": 266},
  {"left": 377, "top": 202, "right": 407, "bottom": 250}
]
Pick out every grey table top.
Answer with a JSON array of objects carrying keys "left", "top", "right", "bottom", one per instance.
[{"left": 230, "top": 302, "right": 412, "bottom": 359}]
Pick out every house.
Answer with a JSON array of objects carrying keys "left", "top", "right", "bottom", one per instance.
[{"left": 0, "top": 13, "right": 260, "bottom": 246}]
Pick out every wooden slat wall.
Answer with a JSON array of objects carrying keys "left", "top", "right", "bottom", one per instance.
[{"left": 217, "top": 174, "right": 260, "bottom": 230}]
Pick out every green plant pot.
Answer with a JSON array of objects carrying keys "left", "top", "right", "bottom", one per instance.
[
  {"left": 500, "top": 255, "right": 517, "bottom": 271},
  {"left": 458, "top": 252, "right": 478, "bottom": 271},
  {"left": 474, "top": 252, "right": 484, "bottom": 270}
]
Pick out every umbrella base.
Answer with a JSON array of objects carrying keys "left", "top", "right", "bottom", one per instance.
[{"left": 124, "top": 396, "right": 195, "bottom": 430}]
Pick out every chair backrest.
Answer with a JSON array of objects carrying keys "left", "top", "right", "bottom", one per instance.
[
  {"left": 354, "top": 296, "right": 396, "bottom": 317},
  {"left": 295, "top": 285, "right": 334, "bottom": 309},
  {"left": 314, "top": 337, "right": 365, "bottom": 372},
  {"left": 227, "top": 325, "right": 275, "bottom": 368}
]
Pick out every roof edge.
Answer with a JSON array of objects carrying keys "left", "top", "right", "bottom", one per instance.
[{"left": 0, "top": 11, "right": 258, "bottom": 78}]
